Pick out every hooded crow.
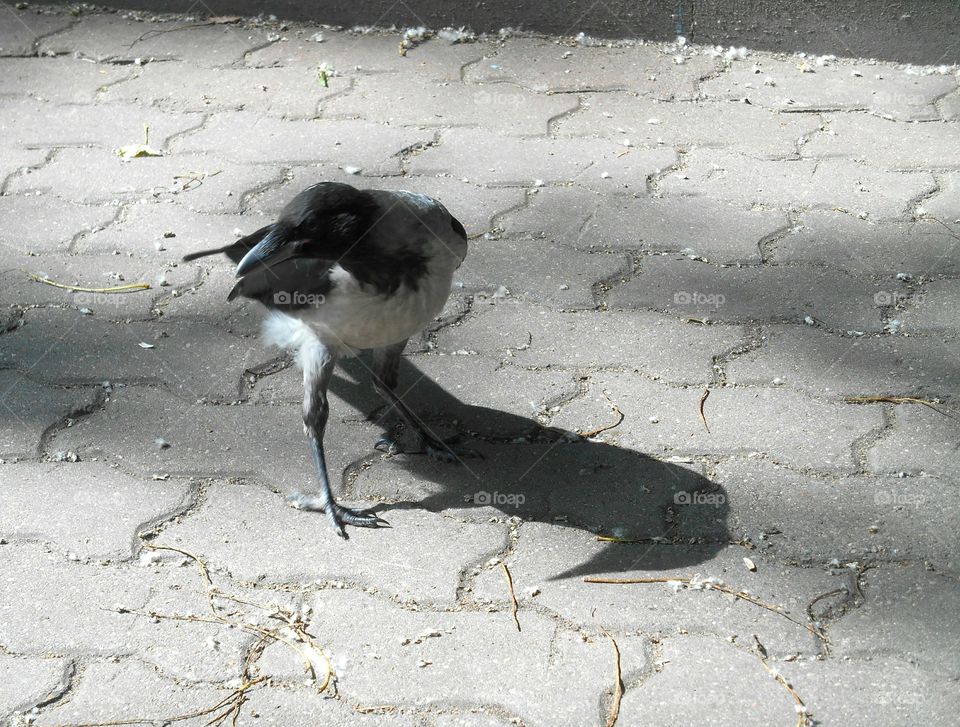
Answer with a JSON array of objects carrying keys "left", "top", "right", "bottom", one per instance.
[{"left": 184, "top": 182, "right": 476, "bottom": 537}]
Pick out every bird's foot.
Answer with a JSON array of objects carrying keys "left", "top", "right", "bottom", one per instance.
[
  {"left": 375, "top": 434, "right": 482, "bottom": 463},
  {"left": 287, "top": 492, "right": 389, "bottom": 539}
]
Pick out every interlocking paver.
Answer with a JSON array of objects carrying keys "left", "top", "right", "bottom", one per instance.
[
  {"left": 899, "top": 279, "right": 960, "bottom": 332},
  {"left": 0, "top": 653, "right": 68, "bottom": 718},
  {"left": 549, "top": 373, "right": 880, "bottom": 472},
  {"left": 0, "top": 56, "right": 133, "bottom": 103},
  {"left": 923, "top": 172, "right": 960, "bottom": 220},
  {"left": 0, "top": 8, "right": 73, "bottom": 57},
  {"left": 659, "top": 148, "right": 936, "bottom": 219},
  {"left": 0, "top": 195, "right": 117, "bottom": 254},
  {"left": 701, "top": 57, "right": 957, "bottom": 121},
  {"left": 865, "top": 400, "right": 959, "bottom": 478},
  {"left": 557, "top": 94, "right": 821, "bottom": 158}
]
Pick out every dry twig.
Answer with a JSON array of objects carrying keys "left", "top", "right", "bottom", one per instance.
[
  {"left": 579, "top": 392, "right": 625, "bottom": 438},
  {"left": 26, "top": 273, "right": 150, "bottom": 294},
  {"left": 603, "top": 630, "right": 623, "bottom": 727},
  {"left": 501, "top": 563, "right": 521, "bottom": 632},
  {"left": 698, "top": 388, "right": 711, "bottom": 433}
]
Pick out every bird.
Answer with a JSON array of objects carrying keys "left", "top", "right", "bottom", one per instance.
[{"left": 183, "top": 181, "right": 476, "bottom": 537}]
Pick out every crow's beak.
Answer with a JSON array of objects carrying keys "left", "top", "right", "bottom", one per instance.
[{"left": 236, "top": 229, "right": 295, "bottom": 276}]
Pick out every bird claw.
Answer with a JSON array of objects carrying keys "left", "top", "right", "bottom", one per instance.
[
  {"left": 374, "top": 435, "right": 402, "bottom": 456},
  {"left": 287, "top": 492, "right": 389, "bottom": 538}
]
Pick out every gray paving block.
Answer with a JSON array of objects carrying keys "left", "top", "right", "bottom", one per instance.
[
  {"left": 701, "top": 58, "right": 957, "bottom": 121},
  {"left": 618, "top": 634, "right": 797, "bottom": 726},
  {"left": 103, "top": 62, "right": 345, "bottom": 117},
  {"left": 726, "top": 324, "right": 959, "bottom": 398},
  {"left": 550, "top": 373, "right": 880, "bottom": 472},
  {"left": 659, "top": 149, "right": 936, "bottom": 219},
  {"left": 38, "top": 14, "right": 275, "bottom": 67},
  {"left": 409, "top": 128, "right": 678, "bottom": 191},
  {"left": 258, "top": 588, "right": 648, "bottom": 726},
  {"left": 0, "top": 195, "right": 117, "bottom": 254},
  {"left": 246, "top": 30, "right": 485, "bottom": 83},
  {"left": 32, "top": 660, "right": 230, "bottom": 727},
  {"left": 865, "top": 401, "right": 959, "bottom": 478},
  {"left": 923, "top": 172, "right": 960, "bottom": 221},
  {"left": 159, "top": 481, "right": 507, "bottom": 604},
  {"left": 0, "top": 308, "right": 259, "bottom": 401},
  {"left": 940, "top": 89, "right": 960, "bottom": 121},
  {"left": 502, "top": 187, "right": 786, "bottom": 263},
  {"left": 830, "top": 565, "right": 960, "bottom": 678},
  {"left": 243, "top": 687, "right": 425, "bottom": 726},
  {"left": 156, "top": 264, "right": 264, "bottom": 335},
  {"left": 0, "top": 56, "right": 133, "bottom": 103},
  {"left": 0, "top": 147, "right": 47, "bottom": 188},
  {"left": 471, "top": 525, "right": 834, "bottom": 653},
  {"left": 50, "top": 387, "right": 377, "bottom": 492},
  {"left": 322, "top": 75, "right": 578, "bottom": 135},
  {"left": 803, "top": 114, "right": 960, "bottom": 170},
  {"left": 7, "top": 149, "right": 282, "bottom": 209},
  {"left": 0, "top": 97, "right": 201, "bottom": 149},
  {"left": 0, "top": 371, "right": 98, "bottom": 459},
  {"left": 557, "top": 95, "right": 821, "bottom": 158},
  {"left": 0, "top": 9, "right": 73, "bottom": 56},
  {"left": 899, "top": 280, "right": 960, "bottom": 333},
  {"left": 0, "top": 254, "right": 198, "bottom": 319},
  {"left": 253, "top": 166, "right": 524, "bottom": 238},
  {"left": 0, "top": 653, "right": 68, "bottom": 717},
  {"left": 783, "top": 656, "right": 960, "bottom": 726},
  {"left": 435, "top": 299, "right": 746, "bottom": 383},
  {"left": 455, "top": 238, "right": 627, "bottom": 309},
  {"left": 171, "top": 113, "right": 429, "bottom": 170},
  {"left": 608, "top": 255, "right": 886, "bottom": 331},
  {"left": 465, "top": 38, "right": 717, "bottom": 98},
  {"left": 708, "top": 458, "right": 959, "bottom": 572},
  {"left": 0, "top": 462, "right": 190, "bottom": 560},
  {"left": 776, "top": 210, "right": 960, "bottom": 276}
]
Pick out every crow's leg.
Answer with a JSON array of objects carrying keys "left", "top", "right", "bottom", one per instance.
[
  {"left": 370, "top": 340, "right": 481, "bottom": 462},
  {"left": 287, "top": 338, "right": 388, "bottom": 537}
]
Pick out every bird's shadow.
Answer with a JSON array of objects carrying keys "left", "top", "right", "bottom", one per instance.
[{"left": 329, "top": 355, "right": 731, "bottom": 579}]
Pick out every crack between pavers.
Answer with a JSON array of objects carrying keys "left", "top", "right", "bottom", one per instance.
[
  {"left": 0, "top": 147, "right": 58, "bottom": 196},
  {"left": 36, "top": 385, "right": 107, "bottom": 462},
  {"left": 64, "top": 200, "right": 128, "bottom": 254},
  {"left": 849, "top": 404, "right": 897, "bottom": 475},
  {"left": 708, "top": 323, "right": 765, "bottom": 386},
  {"left": 160, "top": 111, "right": 212, "bottom": 152},
  {"left": 589, "top": 250, "right": 638, "bottom": 311},
  {"left": 237, "top": 164, "right": 293, "bottom": 214}
]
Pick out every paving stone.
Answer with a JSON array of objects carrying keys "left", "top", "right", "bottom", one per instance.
[
  {"left": 0, "top": 147, "right": 47, "bottom": 187},
  {"left": 803, "top": 114, "right": 960, "bottom": 170},
  {"left": 618, "top": 635, "right": 796, "bottom": 726},
  {"left": 0, "top": 543, "right": 249, "bottom": 682},
  {"left": 726, "top": 325, "right": 960, "bottom": 398},
  {"left": 0, "top": 308, "right": 259, "bottom": 401},
  {"left": 435, "top": 299, "right": 746, "bottom": 383},
  {"left": 701, "top": 58, "right": 957, "bottom": 121},
  {"left": 258, "top": 588, "right": 649, "bottom": 725},
  {"left": 32, "top": 660, "right": 230, "bottom": 727},
  {"left": 782, "top": 656, "right": 960, "bottom": 725},
  {"left": 0, "top": 371, "right": 98, "bottom": 459},
  {"left": 923, "top": 172, "right": 960, "bottom": 221},
  {"left": 557, "top": 95, "right": 820, "bottom": 158},
  {"left": 159, "top": 481, "right": 507, "bottom": 604},
  {"left": 75, "top": 202, "right": 251, "bottom": 259},
  {"left": 550, "top": 373, "right": 879, "bottom": 472},
  {"left": 455, "top": 239, "right": 627, "bottom": 309},
  {"left": 0, "top": 56, "right": 133, "bottom": 103},
  {"left": 157, "top": 264, "right": 264, "bottom": 335},
  {"left": 940, "top": 89, "right": 960, "bottom": 121},
  {"left": 0, "top": 461, "right": 190, "bottom": 560},
  {"left": 465, "top": 39, "right": 717, "bottom": 98},
  {"left": 38, "top": 14, "right": 275, "bottom": 67},
  {"left": 707, "top": 459, "right": 959, "bottom": 571},
  {"left": 103, "top": 62, "right": 345, "bottom": 117},
  {"left": 830, "top": 565, "right": 960, "bottom": 678},
  {"left": 0, "top": 195, "right": 117, "bottom": 254},
  {"left": 409, "top": 128, "right": 678, "bottom": 191},
  {"left": 242, "top": 687, "right": 425, "bottom": 726},
  {"left": 776, "top": 210, "right": 960, "bottom": 276},
  {"left": 246, "top": 30, "right": 485, "bottom": 83},
  {"left": 171, "top": 113, "right": 428, "bottom": 171},
  {"left": 0, "top": 97, "right": 200, "bottom": 149},
  {"left": 899, "top": 280, "right": 960, "bottom": 332},
  {"left": 253, "top": 165, "right": 525, "bottom": 237},
  {"left": 322, "top": 75, "right": 578, "bottom": 135},
  {"left": 7, "top": 149, "right": 280, "bottom": 209},
  {"left": 502, "top": 187, "right": 786, "bottom": 263},
  {"left": 0, "top": 9, "right": 73, "bottom": 56},
  {"left": 608, "top": 255, "right": 886, "bottom": 331},
  {"left": 0, "top": 653, "right": 68, "bottom": 717},
  {"left": 865, "top": 401, "right": 959, "bottom": 478},
  {"left": 659, "top": 149, "right": 936, "bottom": 219},
  {"left": 0, "top": 253, "right": 198, "bottom": 319},
  {"left": 471, "top": 525, "right": 834, "bottom": 653},
  {"left": 50, "top": 387, "right": 378, "bottom": 492}
]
